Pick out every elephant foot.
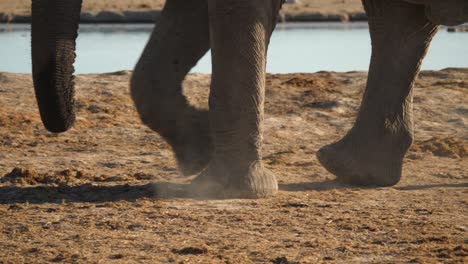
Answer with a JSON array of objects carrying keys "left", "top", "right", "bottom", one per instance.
[
  {"left": 316, "top": 132, "right": 411, "bottom": 187},
  {"left": 189, "top": 161, "right": 278, "bottom": 199},
  {"left": 170, "top": 109, "right": 212, "bottom": 176}
]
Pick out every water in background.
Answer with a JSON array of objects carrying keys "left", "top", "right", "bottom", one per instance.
[{"left": 0, "top": 22, "right": 467, "bottom": 74}]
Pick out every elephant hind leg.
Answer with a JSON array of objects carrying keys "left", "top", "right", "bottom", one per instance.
[
  {"left": 407, "top": 0, "right": 468, "bottom": 26},
  {"left": 130, "top": 0, "right": 211, "bottom": 176},
  {"left": 317, "top": 0, "right": 438, "bottom": 186}
]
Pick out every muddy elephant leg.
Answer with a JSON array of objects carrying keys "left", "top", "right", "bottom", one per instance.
[
  {"left": 317, "top": 0, "right": 438, "bottom": 186},
  {"left": 191, "top": 0, "right": 283, "bottom": 198},
  {"left": 131, "top": 0, "right": 211, "bottom": 176}
]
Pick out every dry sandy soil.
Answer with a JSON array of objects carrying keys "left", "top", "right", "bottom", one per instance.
[
  {"left": 0, "top": 68, "right": 466, "bottom": 263},
  {"left": 0, "top": 0, "right": 364, "bottom": 20}
]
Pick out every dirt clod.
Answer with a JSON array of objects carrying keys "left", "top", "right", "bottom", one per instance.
[
  {"left": 411, "top": 137, "right": 467, "bottom": 158},
  {"left": 271, "top": 256, "right": 298, "bottom": 264},
  {"left": 172, "top": 247, "right": 208, "bottom": 255}
]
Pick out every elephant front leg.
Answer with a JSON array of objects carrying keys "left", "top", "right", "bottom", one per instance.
[
  {"left": 317, "top": 0, "right": 438, "bottom": 186},
  {"left": 131, "top": 0, "right": 211, "bottom": 176},
  {"left": 190, "top": 0, "right": 283, "bottom": 198}
]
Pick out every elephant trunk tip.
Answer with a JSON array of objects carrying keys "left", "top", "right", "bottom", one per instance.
[
  {"left": 38, "top": 104, "right": 76, "bottom": 133},
  {"left": 42, "top": 116, "right": 75, "bottom": 133},
  {"left": 33, "top": 70, "right": 77, "bottom": 133}
]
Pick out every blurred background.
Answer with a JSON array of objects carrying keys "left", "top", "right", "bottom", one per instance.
[{"left": 0, "top": 0, "right": 467, "bottom": 74}]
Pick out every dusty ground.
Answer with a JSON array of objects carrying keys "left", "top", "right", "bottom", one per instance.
[
  {"left": 0, "top": 69, "right": 466, "bottom": 263},
  {"left": 0, "top": 0, "right": 364, "bottom": 20}
]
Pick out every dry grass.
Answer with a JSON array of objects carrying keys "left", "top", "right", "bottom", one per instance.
[{"left": 0, "top": 0, "right": 363, "bottom": 16}]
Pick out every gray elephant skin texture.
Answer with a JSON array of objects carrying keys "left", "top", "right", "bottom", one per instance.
[{"left": 30, "top": 0, "right": 467, "bottom": 198}]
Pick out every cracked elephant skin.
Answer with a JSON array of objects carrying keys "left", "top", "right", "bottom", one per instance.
[{"left": 31, "top": 0, "right": 467, "bottom": 198}]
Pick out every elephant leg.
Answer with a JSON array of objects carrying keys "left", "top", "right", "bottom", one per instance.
[
  {"left": 317, "top": 0, "right": 438, "bottom": 186},
  {"left": 131, "top": 0, "right": 211, "bottom": 176},
  {"left": 405, "top": 0, "right": 468, "bottom": 26},
  {"left": 190, "top": 0, "right": 283, "bottom": 198}
]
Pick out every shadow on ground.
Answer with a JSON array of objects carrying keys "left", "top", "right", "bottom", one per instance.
[
  {"left": 1, "top": 181, "right": 466, "bottom": 204},
  {"left": 0, "top": 180, "right": 343, "bottom": 204}
]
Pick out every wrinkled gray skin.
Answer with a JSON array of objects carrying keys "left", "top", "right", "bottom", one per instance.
[{"left": 32, "top": 0, "right": 467, "bottom": 198}]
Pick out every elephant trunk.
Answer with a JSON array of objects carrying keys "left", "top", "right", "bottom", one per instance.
[{"left": 31, "top": 0, "right": 82, "bottom": 133}]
